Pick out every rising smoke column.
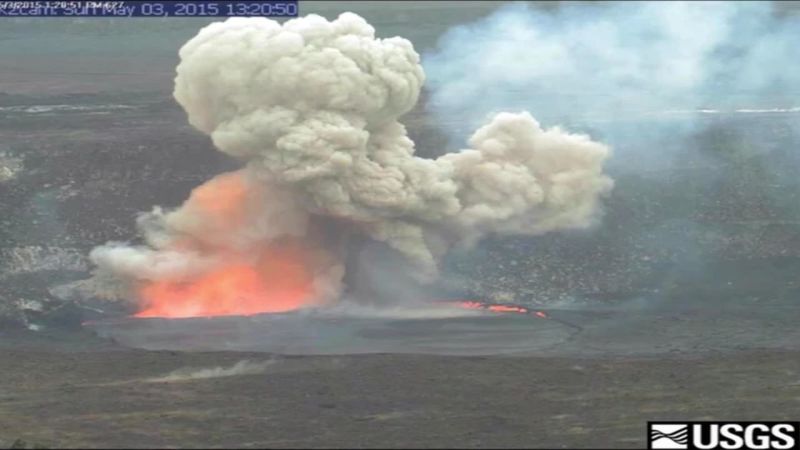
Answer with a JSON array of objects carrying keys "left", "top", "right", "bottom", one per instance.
[{"left": 90, "top": 13, "right": 613, "bottom": 317}]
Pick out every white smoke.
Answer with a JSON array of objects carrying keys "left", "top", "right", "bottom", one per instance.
[
  {"left": 91, "top": 12, "right": 612, "bottom": 307},
  {"left": 145, "top": 359, "right": 274, "bottom": 383},
  {"left": 422, "top": 1, "right": 800, "bottom": 140}
]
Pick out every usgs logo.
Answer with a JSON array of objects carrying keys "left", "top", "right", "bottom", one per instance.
[{"left": 648, "top": 422, "right": 800, "bottom": 450}]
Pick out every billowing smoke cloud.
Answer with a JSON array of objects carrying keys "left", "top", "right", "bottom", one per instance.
[{"left": 90, "top": 12, "right": 612, "bottom": 316}]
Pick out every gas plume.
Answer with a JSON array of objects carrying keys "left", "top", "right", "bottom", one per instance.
[{"left": 422, "top": 1, "right": 800, "bottom": 151}]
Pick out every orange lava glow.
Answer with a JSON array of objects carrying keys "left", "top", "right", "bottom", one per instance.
[
  {"left": 135, "top": 239, "right": 321, "bottom": 318},
  {"left": 456, "top": 300, "right": 548, "bottom": 318},
  {"left": 130, "top": 170, "right": 334, "bottom": 319}
]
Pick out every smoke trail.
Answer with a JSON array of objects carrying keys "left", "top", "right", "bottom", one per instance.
[
  {"left": 90, "top": 13, "right": 612, "bottom": 316},
  {"left": 145, "top": 359, "right": 274, "bottom": 383}
]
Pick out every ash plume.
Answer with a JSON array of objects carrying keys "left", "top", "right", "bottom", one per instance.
[{"left": 90, "top": 13, "right": 612, "bottom": 315}]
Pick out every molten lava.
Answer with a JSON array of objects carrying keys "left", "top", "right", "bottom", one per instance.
[
  {"left": 135, "top": 240, "right": 321, "bottom": 318},
  {"left": 457, "top": 300, "right": 548, "bottom": 318},
  {"left": 130, "top": 171, "right": 338, "bottom": 319}
]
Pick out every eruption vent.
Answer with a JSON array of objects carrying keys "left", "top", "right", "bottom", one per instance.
[{"left": 90, "top": 13, "right": 613, "bottom": 318}]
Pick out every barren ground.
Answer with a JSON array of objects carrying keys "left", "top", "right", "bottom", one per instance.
[{"left": 2, "top": 330, "right": 799, "bottom": 449}]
